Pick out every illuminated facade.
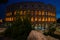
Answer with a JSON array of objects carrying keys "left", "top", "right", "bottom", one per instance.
[{"left": 5, "top": 2, "right": 56, "bottom": 30}]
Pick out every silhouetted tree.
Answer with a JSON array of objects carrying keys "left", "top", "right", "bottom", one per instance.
[
  {"left": 48, "top": 23, "right": 56, "bottom": 35},
  {"left": 4, "top": 11, "right": 32, "bottom": 40},
  {"left": 44, "top": 22, "right": 56, "bottom": 36}
]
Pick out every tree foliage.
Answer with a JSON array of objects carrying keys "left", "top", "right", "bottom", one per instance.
[
  {"left": 4, "top": 12, "right": 32, "bottom": 40},
  {"left": 44, "top": 23, "right": 56, "bottom": 36},
  {"left": 48, "top": 23, "right": 56, "bottom": 34}
]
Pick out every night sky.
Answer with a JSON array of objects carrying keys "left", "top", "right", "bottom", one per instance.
[{"left": 0, "top": 0, "right": 60, "bottom": 19}]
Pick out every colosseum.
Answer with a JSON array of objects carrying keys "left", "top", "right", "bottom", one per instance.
[{"left": 5, "top": 2, "right": 56, "bottom": 30}]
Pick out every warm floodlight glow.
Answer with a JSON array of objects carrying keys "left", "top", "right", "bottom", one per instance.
[
  {"left": 23, "top": 11, "right": 26, "bottom": 15},
  {"left": 42, "top": 17, "right": 44, "bottom": 21},
  {"left": 31, "top": 17, "right": 34, "bottom": 22},
  {"left": 6, "top": 12, "right": 12, "bottom": 16},
  {"left": 0, "top": 19, "right": 2, "bottom": 22},
  {"left": 14, "top": 11, "right": 16, "bottom": 15},
  {"left": 35, "top": 17, "right": 37, "bottom": 21},
  {"left": 42, "top": 11, "right": 44, "bottom": 15},
  {"left": 48, "top": 17, "right": 50, "bottom": 21},
  {"left": 38, "top": 17, "right": 41, "bottom": 21},
  {"left": 20, "top": 11, "right": 23, "bottom": 15},
  {"left": 5, "top": 17, "right": 13, "bottom": 21},
  {"left": 39, "top": 11, "right": 41, "bottom": 15}
]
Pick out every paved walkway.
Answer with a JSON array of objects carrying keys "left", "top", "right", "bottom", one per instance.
[
  {"left": 27, "top": 30, "right": 47, "bottom": 40},
  {"left": 27, "top": 30, "right": 59, "bottom": 40}
]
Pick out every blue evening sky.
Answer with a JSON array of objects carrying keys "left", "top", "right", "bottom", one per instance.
[{"left": 0, "top": 0, "right": 60, "bottom": 19}]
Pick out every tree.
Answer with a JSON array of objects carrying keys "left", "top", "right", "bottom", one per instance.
[
  {"left": 44, "top": 22, "right": 56, "bottom": 36},
  {"left": 4, "top": 12, "right": 32, "bottom": 40},
  {"left": 48, "top": 23, "right": 56, "bottom": 35}
]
